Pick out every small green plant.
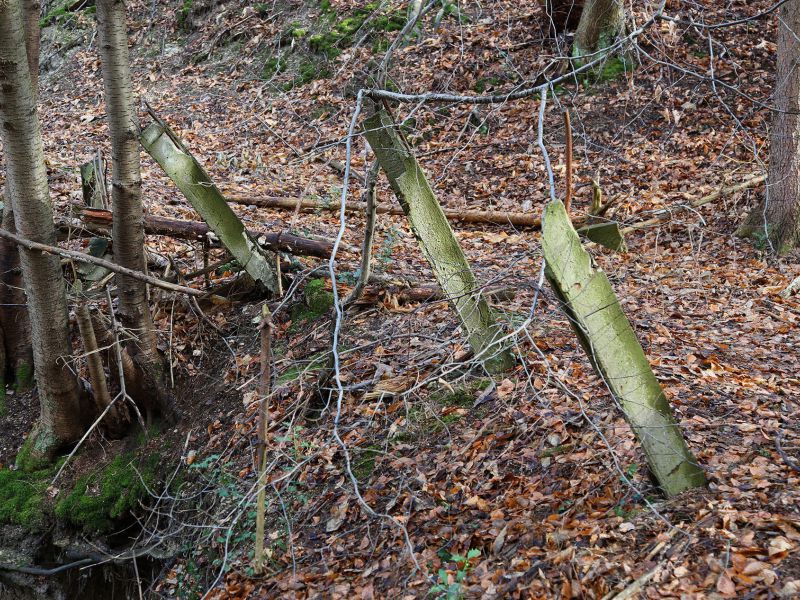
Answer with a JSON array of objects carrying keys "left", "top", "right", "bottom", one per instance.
[
  {"left": 377, "top": 225, "right": 400, "bottom": 269},
  {"left": 177, "top": 0, "right": 193, "bottom": 31},
  {"left": 430, "top": 548, "right": 481, "bottom": 599}
]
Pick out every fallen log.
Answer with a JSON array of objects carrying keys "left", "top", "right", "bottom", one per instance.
[
  {"left": 226, "top": 195, "right": 548, "bottom": 228},
  {"left": 77, "top": 209, "right": 334, "bottom": 258}
]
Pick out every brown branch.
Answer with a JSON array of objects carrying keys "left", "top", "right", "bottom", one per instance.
[
  {"left": 0, "top": 227, "right": 204, "bottom": 297},
  {"left": 563, "top": 109, "right": 573, "bottom": 215}
]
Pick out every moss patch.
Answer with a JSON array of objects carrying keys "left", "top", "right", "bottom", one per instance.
[
  {"left": 15, "top": 430, "right": 56, "bottom": 473},
  {"left": 55, "top": 453, "right": 160, "bottom": 533},
  {"left": 0, "top": 464, "right": 57, "bottom": 527},
  {"left": 352, "top": 445, "right": 381, "bottom": 482}
]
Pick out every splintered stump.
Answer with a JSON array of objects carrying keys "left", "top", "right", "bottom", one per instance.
[
  {"left": 363, "top": 109, "right": 514, "bottom": 372},
  {"left": 542, "top": 200, "right": 706, "bottom": 497},
  {"left": 140, "top": 120, "right": 280, "bottom": 293}
]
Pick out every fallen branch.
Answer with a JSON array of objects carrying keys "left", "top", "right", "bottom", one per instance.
[
  {"left": 78, "top": 208, "right": 334, "bottom": 258},
  {"left": 230, "top": 194, "right": 548, "bottom": 228},
  {"left": 0, "top": 227, "right": 204, "bottom": 297},
  {"left": 621, "top": 173, "right": 766, "bottom": 234}
]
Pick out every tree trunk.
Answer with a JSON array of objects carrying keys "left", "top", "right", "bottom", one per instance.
[
  {"left": 96, "top": 0, "right": 155, "bottom": 357},
  {"left": 0, "top": 0, "right": 39, "bottom": 394},
  {"left": 96, "top": 0, "right": 175, "bottom": 421},
  {"left": 0, "top": 198, "right": 33, "bottom": 392},
  {"left": 0, "top": 1, "right": 84, "bottom": 467},
  {"left": 363, "top": 109, "right": 515, "bottom": 373},
  {"left": 573, "top": 0, "right": 624, "bottom": 60},
  {"left": 542, "top": 200, "right": 706, "bottom": 497},
  {"left": 738, "top": 1, "right": 800, "bottom": 253}
]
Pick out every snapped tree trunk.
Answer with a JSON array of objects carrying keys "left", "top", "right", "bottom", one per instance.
[
  {"left": 573, "top": 0, "right": 625, "bottom": 61},
  {"left": 140, "top": 120, "right": 280, "bottom": 294},
  {"left": 363, "top": 109, "right": 515, "bottom": 373},
  {"left": 737, "top": 1, "right": 800, "bottom": 253},
  {"left": 542, "top": 200, "right": 706, "bottom": 497},
  {"left": 0, "top": 1, "right": 84, "bottom": 467}
]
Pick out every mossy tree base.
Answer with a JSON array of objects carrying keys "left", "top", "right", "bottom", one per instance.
[{"left": 737, "top": 203, "right": 800, "bottom": 255}]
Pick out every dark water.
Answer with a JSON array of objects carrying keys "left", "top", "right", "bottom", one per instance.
[{"left": 0, "top": 557, "right": 164, "bottom": 599}]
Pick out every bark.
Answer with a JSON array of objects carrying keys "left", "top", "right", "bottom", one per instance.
[
  {"left": 573, "top": 0, "right": 625, "bottom": 60},
  {"left": 0, "top": 1, "right": 84, "bottom": 466},
  {"left": 542, "top": 200, "right": 706, "bottom": 496},
  {"left": 363, "top": 109, "right": 515, "bottom": 373},
  {"left": 140, "top": 120, "right": 280, "bottom": 293},
  {"left": 738, "top": 2, "right": 800, "bottom": 253},
  {"left": 0, "top": 199, "right": 33, "bottom": 391},
  {"left": 22, "top": 0, "right": 40, "bottom": 94},
  {"left": 96, "top": 0, "right": 159, "bottom": 360},
  {"left": 77, "top": 208, "right": 334, "bottom": 258}
]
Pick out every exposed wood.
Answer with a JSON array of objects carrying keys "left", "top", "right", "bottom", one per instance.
[
  {"left": 0, "top": 227, "right": 205, "bottom": 297},
  {"left": 78, "top": 208, "right": 334, "bottom": 258},
  {"left": 542, "top": 199, "right": 706, "bottom": 497},
  {"left": 140, "top": 118, "right": 280, "bottom": 293},
  {"left": 363, "top": 108, "right": 514, "bottom": 373},
  {"left": 580, "top": 221, "right": 626, "bottom": 251},
  {"left": 563, "top": 110, "right": 573, "bottom": 214}
]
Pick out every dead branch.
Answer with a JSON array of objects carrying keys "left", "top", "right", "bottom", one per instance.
[{"left": 0, "top": 226, "right": 204, "bottom": 297}]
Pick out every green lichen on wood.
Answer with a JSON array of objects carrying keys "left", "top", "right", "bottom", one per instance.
[
  {"left": 140, "top": 121, "right": 279, "bottom": 294},
  {"left": 363, "top": 109, "right": 515, "bottom": 373},
  {"left": 542, "top": 200, "right": 706, "bottom": 497},
  {"left": 55, "top": 453, "right": 160, "bottom": 533},
  {"left": 15, "top": 429, "right": 58, "bottom": 473}
]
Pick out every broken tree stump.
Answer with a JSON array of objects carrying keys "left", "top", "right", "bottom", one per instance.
[
  {"left": 363, "top": 109, "right": 515, "bottom": 372},
  {"left": 140, "top": 118, "right": 280, "bottom": 293},
  {"left": 542, "top": 199, "right": 706, "bottom": 497}
]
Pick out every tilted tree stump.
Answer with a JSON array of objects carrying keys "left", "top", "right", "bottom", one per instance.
[
  {"left": 542, "top": 199, "right": 706, "bottom": 496},
  {"left": 140, "top": 119, "right": 280, "bottom": 293},
  {"left": 363, "top": 109, "right": 515, "bottom": 372}
]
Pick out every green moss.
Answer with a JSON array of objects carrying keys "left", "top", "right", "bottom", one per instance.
[
  {"left": 353, "top": 445, "right": 381, "bottom": 481},
  {"left": 0, "top": 466, "right": 53, "bottom": 527},
  {"left": 303, "top": 279, "right": 334, "bottom": 314},
  {"left": 14, "top": 361, "right": 33, "bottom": 393},
  {"left": 15, "top": 431, "right": 55, "bottom": 472},
  {"left": 177, "top": 0, "right": 194, "bottom": 31},
  {"left": 55, "top": 453, "right": 160, "bottom": 533}
]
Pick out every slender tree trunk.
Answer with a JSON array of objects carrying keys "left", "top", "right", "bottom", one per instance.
[
  {"left": 0, "top": 0, "right": 38, "bottom": 393},
  {"left": 573, "top": 0, "right": 624, "bottom": 60},
  {"left": 0, "top": 1, "right": 84, "bottom": 467},
  {"left": 96, "top": 0, "right": 154, "bottom": 356},
  {"left": 738, "top": 1, "right": 800, "bottom": 253},
  {"left": 96, "top": 0, "right": 174, "bottom": 420}
]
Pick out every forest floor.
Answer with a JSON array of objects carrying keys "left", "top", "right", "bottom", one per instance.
[{"left": 4, "top": 0, "right": 800, "bottom": 598}]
